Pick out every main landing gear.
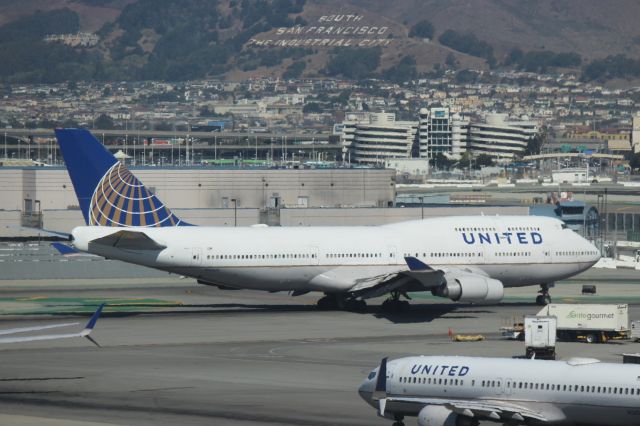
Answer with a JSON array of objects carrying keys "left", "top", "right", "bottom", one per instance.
[
  {"left": 536, "top": 283, "right": 552, "bottom": 306},
  {"left": 380, "top": 291, "right": 411, "bottom": 313},
  {"left": 390, "top": 414, "right": 404, "bottom": 426},
  {"left": 316, "top": 293, "right": 367, "bottom": 311}
]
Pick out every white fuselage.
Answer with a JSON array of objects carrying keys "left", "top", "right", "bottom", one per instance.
[
  {"left": 71, "top": 215, "right": 600, "bottom": 294},
  {"left": 359, "top": 355, "right": 640, "bottom": 425}
]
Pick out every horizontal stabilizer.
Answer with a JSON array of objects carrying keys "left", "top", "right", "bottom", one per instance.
[
  {"left": 52, "top": 242, "right": 80, "bottom": 256},
  {"left": 90, "top": 230, "right": 166, "bottom": 251}
]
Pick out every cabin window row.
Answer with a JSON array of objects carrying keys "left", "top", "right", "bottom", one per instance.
[
  {"left": 397, "top": 377, "right": 639, "bottom": 396},
  {"left": 507, "top": 227, "right": 540, "bottom": 232},
  {"left": 326, "top": 253, "right": 388, "bottom": 259},
  {"left": 455, "top": 227, "right": 497, "bottom": 232},
  {"left": 399, "top": 376, "right": 464, "bottom": 386},
  {"left": 496, "top": 252, "right": 531, "bottom": 257},
  {"left": 555, "top": 251, "right": 598, "bottom": 256},
  {"left": 510, "top": 381, "right": 640, "bottom": 396},
  {"left": 205, "top": 253, "right": 317, "bottom": 260},
  {"left": 407, "top": 252, "right": 482, "bottom": 258}
]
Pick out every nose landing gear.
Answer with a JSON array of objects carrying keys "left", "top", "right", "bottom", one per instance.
[{"left": 536, "top": 283, "right": 553, "bottom": 306}]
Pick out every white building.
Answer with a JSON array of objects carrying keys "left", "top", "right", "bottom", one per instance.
[
  {"left": 632, "top": 113, "right": 640, "bottom": 154},
  {"left": 467, "top": 113, "right": 538, "bottom": 160},
  {"left": 384, "top": 158, "right": 429, "bottom": 177},
  {"left": 352, "top": 113, "right": 418, "bottom": 164},
  {"left": 418, "top": 108, "right": 468, "bottom": 159}
]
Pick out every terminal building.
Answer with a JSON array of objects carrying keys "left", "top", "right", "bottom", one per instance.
[
  {"left": 418, "top": 107, "right": 468, "bottom": 159},
  {"left": 467, "top": 113, "right": 538, "bottom": 159},
  {"left": 335, "top": 109, "right": 539, "bottom": 163},
  {"left": 339, "top": 113, "right": 418, "bottom": 165}
]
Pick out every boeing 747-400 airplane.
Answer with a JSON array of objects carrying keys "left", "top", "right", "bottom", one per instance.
[
  {"left": 360, "top": 356, "right": 640, "bottom": 425},
  {"left": 54, "top": 129, "right": 600, "bottom": 310}
]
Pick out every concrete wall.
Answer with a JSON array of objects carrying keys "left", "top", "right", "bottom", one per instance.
[
  {"left": 0, "top": 167, "right": 396, "bottom": 211},
  {"left": 279, "top": 206, "right": 529, "bottom": 226},
  {"left": 5, "top": 206, "right": 531, "bottom": 236},
  {"left": 42, "top": 208, "right": 262, "bottom": 234},
  {"left": 0, "top": 210, "right": 26, "bottom": 237}
]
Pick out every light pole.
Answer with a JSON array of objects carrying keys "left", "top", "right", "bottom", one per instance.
[
  {"left": 231, "top": 198, "right": 237, "bottom": 227},
  {"left": 419, "top": 196, "right": 424, "bottom": 220}
]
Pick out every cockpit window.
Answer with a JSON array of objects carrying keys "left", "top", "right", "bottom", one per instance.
[
  {"left": 368, "top": 371, "right": 377, "bottom": 380},
  {"left": 561, "top": 223, "right": 568, "bottom": 230}
]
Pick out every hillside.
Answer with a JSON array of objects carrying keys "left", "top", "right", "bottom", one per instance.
[{"left": 1, "top": 0, "right": 640, "bottom": 83}]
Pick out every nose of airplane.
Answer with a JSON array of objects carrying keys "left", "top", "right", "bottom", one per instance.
[
  {"left": 358, "top": 376, "right": 375, "bottom": 403},
  {"left": 584, "top": 237, "right": 602, "bottom": 264}
]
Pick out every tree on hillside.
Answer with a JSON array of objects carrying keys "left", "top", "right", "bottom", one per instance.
[
  {"left": 445, "top": 53, "right": 458, "bottom": 70},
  {"left": 324, "top": 47, "right": 381, "bottom": 79},
  {"left": 409, "top": 20, "right": 434, "bottom": 39},
  {"left": 283, "top": 60, "right": 305, "bottom": 79},
  {"left": 381, "top": 55, "right": 417, "bottom": 84}
]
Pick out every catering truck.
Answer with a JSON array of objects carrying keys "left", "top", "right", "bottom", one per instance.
[
  {"left": 502, "top": 304, "right": 629, "bottom": 343},
  {"left": 538, "top": 303, "right": 629, "bottom": 343}
]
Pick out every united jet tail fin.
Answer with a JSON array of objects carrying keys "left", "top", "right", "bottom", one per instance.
[{"left": 55, "top": 128, "right": 190, "bottom": 227}]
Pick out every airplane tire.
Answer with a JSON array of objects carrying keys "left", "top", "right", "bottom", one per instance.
[
  {"left": 317, "top": 296, "right": 337, "bottom": 310},
  {"left": 348, "top": 299, "right": 367, "bottom": 312},
  {"left": 536, "top": 295, "right": 551, "bottom": 306}
]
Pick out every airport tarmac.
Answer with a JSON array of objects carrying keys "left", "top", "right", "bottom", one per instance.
[{"left": 0, "top": 270, "right": 638, "bottom": 425}]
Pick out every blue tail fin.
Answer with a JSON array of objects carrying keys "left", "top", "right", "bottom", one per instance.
[{"left": 55, "top": 128, "right": 189, "bottom": 227}]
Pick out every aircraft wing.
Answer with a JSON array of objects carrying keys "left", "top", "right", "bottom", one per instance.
[
  {"left": 0, "top": 304, "right": 104, "bottom": 346},
  {"left": 381, "top": 396, "right": 551, "bottom": 423},
  {"left": 348, "top": 257, "right": 488, "bottom": 300}
]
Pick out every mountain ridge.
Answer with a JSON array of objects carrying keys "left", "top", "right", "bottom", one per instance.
[{"left": 1, "top": 0, "right": 639, "bottom": 83}]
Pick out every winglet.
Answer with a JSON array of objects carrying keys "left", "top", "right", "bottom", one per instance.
[
  {"left": 404, "top": 256, "right": 432, "bottom": 271},
  {"left": 80, "top": 303, "right": 105, "bottom": 347}
]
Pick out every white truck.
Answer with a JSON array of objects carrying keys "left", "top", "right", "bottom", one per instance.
[
  {"left": 631, "top": 320, "right": 640, "bottom": 342},
  {"left": 538, "top": 303, "right": 629, "bottom": 343},
  {"left": 524, "top": 315, "right": 557, "bottom": 359}
]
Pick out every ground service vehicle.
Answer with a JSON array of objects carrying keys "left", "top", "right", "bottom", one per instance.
[
  {"left": 539, "top": 303, "right": 629, "bottom": 343},
  {"left": 524, "top": 315, "right": 556, "bottom": 359}
]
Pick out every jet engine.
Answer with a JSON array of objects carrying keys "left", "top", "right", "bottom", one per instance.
[
  {"left": 433, "top": 274, "right": 504, "bottom": 304},
  {"left": 417, "top": 405, "right": 478, "bottom": 426}
]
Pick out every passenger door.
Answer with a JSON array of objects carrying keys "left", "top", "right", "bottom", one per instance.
[
  {"left": 504, "top": 378, "right": 515, "bottom": 396},
  {"left": 387, "top": 245, "right": 397, "bottom": 265},
  {"left": 191, "top": 247, "right": 202, "bottom": 266}
]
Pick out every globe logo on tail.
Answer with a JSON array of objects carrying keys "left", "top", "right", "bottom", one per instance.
[{"left": 89, "top": 163, "right": 180, "bottom": 227}]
